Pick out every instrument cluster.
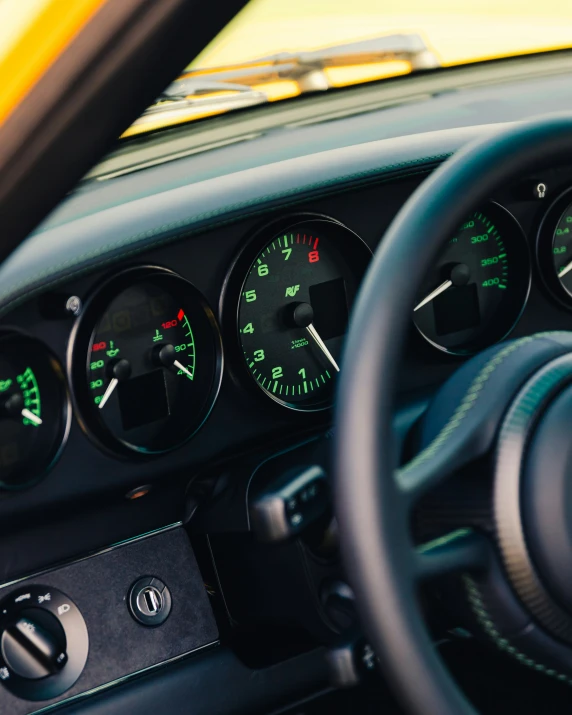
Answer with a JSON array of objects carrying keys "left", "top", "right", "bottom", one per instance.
[{"left": 4, "top": 186, "right": 572, "bottom": 487}]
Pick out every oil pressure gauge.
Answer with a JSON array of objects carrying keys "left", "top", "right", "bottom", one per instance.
[
  {"left": 0, "top": 331, "right": 69, "bottom": 489},
  {"left": 68, "top": 266, "right": 222, "bottom": 457}
]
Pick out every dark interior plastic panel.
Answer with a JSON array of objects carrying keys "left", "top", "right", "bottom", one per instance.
[
  {"left": 56, "top": 645, "right": 331, "bottom": 715},
  {"left": 0, "top": 526, "right": 218, "bottom": 714}
]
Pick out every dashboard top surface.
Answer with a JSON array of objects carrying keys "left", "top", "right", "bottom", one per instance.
[{"left": 0, "top": 122, "right": 495, "bottom": 318}]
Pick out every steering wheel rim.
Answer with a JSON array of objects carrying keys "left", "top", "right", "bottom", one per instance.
[{"left": 334, "top": 116, "right": 572, "bottom": 715}]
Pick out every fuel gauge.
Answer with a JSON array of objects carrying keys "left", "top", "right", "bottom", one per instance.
[{"left": 0, "top": 332, "right": 69, "bottom": 489}]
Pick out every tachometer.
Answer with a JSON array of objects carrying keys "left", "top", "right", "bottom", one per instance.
[
  {"left": 413, "top": 203, "right": 530, "bottom": 354},
  {"left": 0, "top": 332, "right": 69, "bottom": 488},
  {"left": 69, "top": 266, "right": 222, "bottom": 456},
  {"left": 229, "top": 216, "right": 371, "bottom": 411}
]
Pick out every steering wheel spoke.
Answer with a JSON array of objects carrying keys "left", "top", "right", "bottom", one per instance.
[
  {"left": 414, "top": 529, "right": 491, "bottom": 582},
  {"left": 397, "top": 447, "right": 466, "bottom": 505}
]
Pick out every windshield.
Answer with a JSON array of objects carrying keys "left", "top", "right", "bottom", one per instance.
[{"left": 124, "top": 0, "right": 572, "bottom": 137}]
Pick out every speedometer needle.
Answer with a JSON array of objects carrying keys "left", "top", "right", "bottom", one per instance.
[
  {"left": 306, "top": 324, "right": 340, "bottom": 373},
  {"left": 414, "top": 263, "right": 471, "bottom": 312},
  {"left": 559, "top": 259, "right": 572, "bottom": 278},
  {"left": 414, "top": 280, "right": 452, "bottom": 312}
]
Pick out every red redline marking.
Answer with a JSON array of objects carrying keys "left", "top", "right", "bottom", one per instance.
[
  {"left": 177, "top": 309, "right": 184, "bottom": 321},
  {"left": 296, "top": 233, "right": 300, "bottom": 243},
  {"left": 314, "top": 237, "right": 319, "bottom": 249},
  {"left": 303, "top": 235, "right": 306, "bottom": 244}
]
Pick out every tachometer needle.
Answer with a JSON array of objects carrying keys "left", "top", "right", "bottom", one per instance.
[
  {"left": 414, "top": 280, "right": 453, "bottom": 312},
  {"left": 559, "top": 259, "right": 572, "bottom": 279},
  {"left": 174, "top": 360, "right": 193, "bottom": 380},
  {"left": 21, "top": 409, "right": 42, "bottom": 425},
  {"left": 306, "top": 324, "right": 340, "bottom": 373},
  {"left": 98, "top": 377, "right": 118, "bottom": 410}
]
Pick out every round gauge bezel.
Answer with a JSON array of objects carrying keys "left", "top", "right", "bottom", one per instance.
[
  {"left": 536, "top": 185, "right": 572, "bottom": 308},
  {"left": 221, "top": 213, "right": 372, "bottom": 413},
  {"left": 67, "top": 265, "right": 223, "bottom": 459},
  {"left": 413, "top": 201, "right": 531, "bottom": 356},
  {"left": 0, "top": 329, "right": 71, "bottom": 490}
]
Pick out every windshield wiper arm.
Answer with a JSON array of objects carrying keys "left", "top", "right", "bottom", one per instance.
[
  {"left": 169, "top": 32, "right": 439, "bottom": 94},
  {"left": 127, "top": 33, "right": 440, "bottom": 135}
]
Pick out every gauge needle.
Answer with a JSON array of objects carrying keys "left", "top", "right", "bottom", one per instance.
[
  {"left": 414, "top": 280, "right": 453, "bottom": 312},
  {"left": 98, "top": 377, "right": 118, "bottom": 410},
  {"left": 306, "top": 324, "right": 340, "bottom": 373},
  {"left": 174, "top": 360, "right": 193, "bottom": 380},
  {"left": 559, "top": 259, "right": 572, "bottom": 278},
  {"left": 21, "top": 409, "right": 42, "bottom": 425}
]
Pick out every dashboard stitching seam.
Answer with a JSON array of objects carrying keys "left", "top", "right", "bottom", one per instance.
[
  {"left": 398, "top": 331, "right": 569, "bottom": 483},
  {"left": 464, "top": 575, "right": 571, "bottom": 683},
  {"left": 0, "top": 156, "right": 451, "bottom": 317}
]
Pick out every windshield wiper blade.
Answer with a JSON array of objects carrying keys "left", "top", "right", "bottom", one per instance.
[
  {"left": 171, "top": 32, "right": 440, "bottom": 93},
  {"left": 146, "top": 81, "right": 268, "bottom": 114},
  {"left": 126, "top": 33, "right": 440, "bottom": 136}
]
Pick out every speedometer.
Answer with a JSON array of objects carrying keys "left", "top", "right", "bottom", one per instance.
[
  {"left": 413, "top": 203, "right": 530, "bottom": 354},
  {"left": 227, "top": 216, "right": 371, "bottom": 411}
]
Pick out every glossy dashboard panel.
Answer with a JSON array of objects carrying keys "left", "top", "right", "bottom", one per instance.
[{"left": 2, "top": 130, "right": 572, "bottom": 554}]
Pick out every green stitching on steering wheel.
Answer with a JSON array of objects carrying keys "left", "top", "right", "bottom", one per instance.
[
  {"left": 464, "top": 575, "right": 572, "bottom": 685},
  {"left": 399, "top": 331, "right": 570, "bottom": 480}
]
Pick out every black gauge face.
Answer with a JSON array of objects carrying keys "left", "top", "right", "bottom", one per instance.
[
  {"left": 537, "top": 189, "right": 572, "bottom": 307},
  {"left": 69, "top": 267, "right": 222, "bottom": 456},
  {"left": 413, "top": 204, "right": 530, "bottom": 354},
  {"left": 236, "top": 218, "right": 371, "bottom": 410},
  {"left": 0, "top": 332, "right": 69, "bottom": 489},
  {"left": 552, "top": 208, "right": 572, "bottom": 293}
]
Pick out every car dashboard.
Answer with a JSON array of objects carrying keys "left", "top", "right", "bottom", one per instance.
[{"left": 2, "top": 116, "right": 572, "bottom": 713}]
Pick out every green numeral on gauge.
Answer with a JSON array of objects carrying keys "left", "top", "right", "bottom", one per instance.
[
  {"left": 244, "top": 290, "right": 257, "bottom": 302},
  {"left": 298, "top": 368, "right": 306, "bottom": 379},
  {"left": 90, "top": 360, "right": 104, "bottom": 370},
  {"left": 272, "top": 366, "right": 283, "bottom": 379},
  {"left": 257, "top": 264, "right": 269, "bottom": 277},
  {"left": 254, "top": 350, "right": 265, "bottom": 362},
  {"left": 90, "top": 379, "right": 103, "bottom": 390},
  {"left": 242, "top": 323, "right": 254, "bottom": 334},
  {"left": 282, "top": 248, "right": 292, "bottom": 260}
]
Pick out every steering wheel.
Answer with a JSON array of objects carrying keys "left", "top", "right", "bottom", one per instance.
[{"left": 334, "top": 117, "right": 572, "bottom": 714}]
